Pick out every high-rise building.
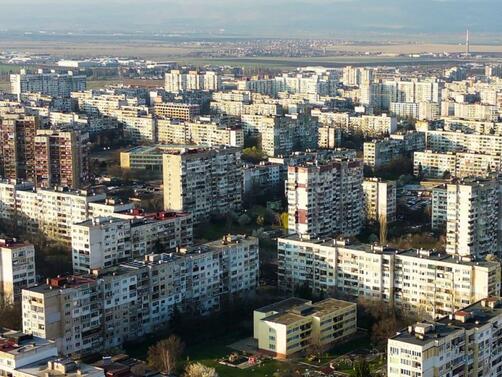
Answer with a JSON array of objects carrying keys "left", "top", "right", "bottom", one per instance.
[
  {"left": 10, "top": 70, "right": 86, "bottom": 98},
  {"left": 362, "top": 178, "right": 397, "bottom": 224},
  {"left": 0, "top": 238, "right": 36, "bottom": 303},
  {"left": 164, "top": 70, "right": 222, "bottom": 93},
  {"left": 0, "top": 115, "right": 89, "bottom": 189},
  {"left": 286, "top": 158, "right": 363, "bottom": 238},
  {"left": 162, "top": 146, "right": 242, "bottom": 223},
  {"left": 341, "top": 66, "right": 373, "bottom": 86},
  {"left": 445, "top": 177, "right": 502, "bottom": 259},
  {"left": 241, "top": 114, "right": 319, "bottom": 157},
  {"left": 34, "top": 129, "right": 90, "bottom": 189},
  {"left": 0, "top": 114, "right": 37, "bottom": 182},
  {"left": 22, "top": 235, "right": 259, "bottom": 355}
]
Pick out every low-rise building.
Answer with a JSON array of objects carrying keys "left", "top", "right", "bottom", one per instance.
[{"left": 254, "top": 298, "right": 357, "bottom": 359}]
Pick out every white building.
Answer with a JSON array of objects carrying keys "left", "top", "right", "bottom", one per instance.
[
  {"left": 388, "top": 298, "right": 502, "bottom": 377},
  {"left": 164, "top": 70, "right": 222, "bottom": 93},
  {"left": 22, "top": 235, "right": 259, "bottom": 355},
  {"left": 71, "top": 211, "right": 193, "bottom": 273},
  {"left": 445, "top": 177, "right": 502, "bottom": 259},
  {"left": 162, "top": 146, "right": 242, "bottom": 223},
  {"left": 287, "top": 158, "right": 363, "bottom": 238},
  {"left": 254, "top": 298, "right": 357, "bottom": 359},
  {"left": 362, "top": 178, "right": 397, "bottom": 223},
  {"left": 0, "top": 238, "right": 36, "bottom": 303},
  {"left": 278, "top": 236, "right": 501, "bottom": 318},
  {"left": 10, "top": 70, "right": 86, "bottom": 98},
  {"left": 0, "top": 182, "right": 133, "bottom": 244}
]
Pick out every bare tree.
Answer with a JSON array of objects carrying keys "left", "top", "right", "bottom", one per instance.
[
  {"left": 378, "top": 213, "right": 387, "bottom": 246},
  {"left": 184, "top": 363, "right": 218, "bottom": 377},
  {"left": 147, "top": 335, "right": 185, "bottom": 375}
]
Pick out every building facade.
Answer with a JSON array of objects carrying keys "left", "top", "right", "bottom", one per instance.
[
  {"left": 22, "top": 235, "right": 259, "bottom": 355},
  {"left": 278, "top": 236, "right": 501, "bottom": 318},
  {"left": 162, "top": 147, "right": 242, "bottom": 223}
]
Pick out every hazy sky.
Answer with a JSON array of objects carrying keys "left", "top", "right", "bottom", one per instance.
[{"left": 1, "top": 0, "right": 501, "bottom": 38}]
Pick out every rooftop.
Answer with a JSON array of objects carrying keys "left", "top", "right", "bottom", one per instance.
[
  {"left": 0, "top": 329, "right": 55, "bottom": 356},
  {"left": 279, "top": 235, "right": 497, "bottom": 267},
  {"left": 391, "top": 297, "right": 502, "bottom": 346},
  {"left": 259, "top": 298, "right": 355, "bottom": 326}
]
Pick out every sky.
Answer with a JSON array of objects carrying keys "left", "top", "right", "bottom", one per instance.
[{"left": 1, "top": 0, "right": 501, "bottom": 39}]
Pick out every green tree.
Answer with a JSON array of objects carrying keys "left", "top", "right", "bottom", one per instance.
[{"left": 354, "top": 358, "right": 372, "bottom": 377}]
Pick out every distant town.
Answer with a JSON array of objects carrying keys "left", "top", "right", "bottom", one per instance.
[{"left": 0, "top": 30, "right": 501, "bottom": 377}]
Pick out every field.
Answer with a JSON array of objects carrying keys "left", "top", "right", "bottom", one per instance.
[{"left": 2, "top": 39, "right": 502, "bottom": 62}]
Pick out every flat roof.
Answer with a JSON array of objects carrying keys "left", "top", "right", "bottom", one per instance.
[{"left": 278, "top": 235, "right": 498, "bottom": 267}]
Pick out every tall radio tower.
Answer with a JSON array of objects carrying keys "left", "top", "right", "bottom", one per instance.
[{"left": 465, "top": 28, "right": 470, "bottom": 56}]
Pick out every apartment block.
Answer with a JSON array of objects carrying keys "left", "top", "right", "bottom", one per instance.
[
  {"left": 162, "top": 146, "right": 242, "bottom": 223},
  {"left": 364, "top": 132, "right": 425, "bottom": 168},
  {"left": 0, "top": 238, "right": 36, "bottom": 303},
  {"left": 153, "top": 102, "right": 200, "bottom": 121},
  {"left": 287, "top": 158, "right": 363, "bottom": 238},
  {"left": 388, "top": 298, "right": 502, "bottom": 377},
  {"left": 10, "top": 70, "right": 86, "bottom": 98},
  {"left": 71, "top": 210, "right": 193, "bottom": 273},
  {"left": 312, "top": 110, "right": 397, "bottom": 137},
  {"left": 243, "top": 162, "right": 283, "bottom": 196},
  {"left": 446, "top": 177, "right": 502, "bottom": 259},
  {"left": 157, "top": 117, "right": 244, "bottom": 147},
  {"left": 431, "top": 184, "right": 447, "bottom": 231},
  {"left": 277, "top": 236, "right": 501, "bottom": 318},
  {"left": 0, "top": 182, "right": 133, "bottom": 244},
  {"left": 362, "top": 178, "right": 397, "bottom": 223},
  {"left": 414, "top": 150, "right": 502, "bottom": 179},
  {"left": 22, "top": 235, "right": 259, "bottom": 355},
  {"left": 424, "top": 129, "right": 502, "bottom": 156},
  {"left": 254, "top": 298, "right": 357, "bottom": 359},
  {"left": 342, "top": 66, "right": 373, "bottom": 86},
  {"left": 364, "top": 138, "right": 404, "bottom": 168},
  {"left": 0, "top": 115, "right": 89, "bottom": 189},
  {"left": 164, "top": 70, "right": 222, "bottom": 93},
  {"left": 350, "top": 114, "right": 397, "bottom": 136},
  {"left": 318, "top": 126, "right": 342, "bottom": 149},
  {"left": 241, "top": 114, "right": 318, "bottom": 157},
  {"left": 34, "top": 129, "right": 90, "bottom": 189},
  {"left": 453, "top": 102, "right": 498, "bottom": 122},
  {"left": 0, "top": 114, "right": 37, "bottom": 182}
]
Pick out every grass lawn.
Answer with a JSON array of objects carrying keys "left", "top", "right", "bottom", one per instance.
[
  {"left": 0, "top": 63, "right": 20, "bottom": 74},
  {"left": 125, "top": 330, "right": 294, "bottom": 377}
]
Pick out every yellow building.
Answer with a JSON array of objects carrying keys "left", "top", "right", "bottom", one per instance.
[{"left": 254, "top": 297, "right": 357, "bottom": 359}]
